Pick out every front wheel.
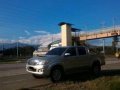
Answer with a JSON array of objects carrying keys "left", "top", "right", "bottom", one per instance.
[
  {"left": 91, "top": 63, "right": 101, "bottom": 75},
  {"left": 50, "top": 67, "right": 64, "bottom": 83}
]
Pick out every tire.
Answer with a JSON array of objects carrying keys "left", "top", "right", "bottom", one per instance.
[
  {"left": 32, "top": 74, "right": 42, "bottom": 79},
  {"left": 92, "top": 63, "right": 101, "bottom": 75},
  {"left": 50, "top": 67, "right": 64, "bottom": 83}
]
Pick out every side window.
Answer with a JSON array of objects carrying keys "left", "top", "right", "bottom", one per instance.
[
  {"left": 65, "top": 47, "right": 76, "bottom": 56},
  {"left": 78, "top": 47, "right": 86, "bottom": 55},
  {"left": 46, "top": 48, "right": 66, "bottom": 56}
]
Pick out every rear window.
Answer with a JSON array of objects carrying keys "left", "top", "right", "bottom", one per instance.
[
  {"left": 46, "top": 47, "right": 67, "bottom": 56},
  {"left": 78, "top": 47, "right": 86, "bottom": 55}
]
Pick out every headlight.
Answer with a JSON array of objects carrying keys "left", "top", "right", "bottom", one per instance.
[
  {"left": 27, "top": 59, "right": 48, "bottom": 65},
  {"left": 37, "top": 60, "right": 48, "bottom": 65}
]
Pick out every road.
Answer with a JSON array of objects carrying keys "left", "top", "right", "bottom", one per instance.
[
  {"left": 0, "top": 63, "right": 26, "bottom": 77},
  {"left": 0, "top": 74, "right": 51, "bottom": 90},
  {"left": 1, "top": 58, "right": 120, "bottom": 90},
  {"left": 0, "top": 63, "right": 51, "bottom": 90}
]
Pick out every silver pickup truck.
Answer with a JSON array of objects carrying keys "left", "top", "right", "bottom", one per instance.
[{"left": 26, "top": 46, "right": 105, "bottom": 82}]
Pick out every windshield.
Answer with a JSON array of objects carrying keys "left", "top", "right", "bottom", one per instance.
[{"left": 46, "top": 47, "right": 67, "bottom": 56}]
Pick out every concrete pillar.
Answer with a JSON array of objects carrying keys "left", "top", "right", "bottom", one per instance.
[{"left": 59, "top": 22, "right": 72, "bottom": 46}]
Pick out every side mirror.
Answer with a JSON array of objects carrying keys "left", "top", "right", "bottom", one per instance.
[
  {"left": 64, "top": 53, "right": 71, "bottom": 56},
  {"left": 87, "top": 49, "right": 90, "bottom": 53}
]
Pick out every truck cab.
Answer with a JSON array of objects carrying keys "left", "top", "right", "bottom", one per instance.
[{"left": 26, "top": 46, "right": 105, "bottom": 82}]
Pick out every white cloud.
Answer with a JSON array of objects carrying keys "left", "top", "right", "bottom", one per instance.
[
  {"left": 28, "top": 33, "right": 61, "bottom": 45},
  {"left": 19, "top": 36, "right": 25, "bottom": 39},
  {"left": 35, "top": 30, "right": 50, "bottom": 35},
  {"left": 25, "top": 30, "right": 30, "bottom": 35},
  {"left": 0, "top": 33, "right": 60, "bottom": 46}
]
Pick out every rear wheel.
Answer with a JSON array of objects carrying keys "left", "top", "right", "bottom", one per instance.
[{"left": 50, "top": 67, "right": 64, "bottom": 83}]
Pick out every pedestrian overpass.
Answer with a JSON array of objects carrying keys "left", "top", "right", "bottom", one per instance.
[{"left": 79, "top": 26, "right": 120, "bottom": 41}]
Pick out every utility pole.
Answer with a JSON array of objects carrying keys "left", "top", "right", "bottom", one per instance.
[
  {"left": 84, "top": 25, "right": 88, "bottom": 46},
  {"left": 112, "top": 17, "right": 117, "bottom": 53},
  {"left": 17, "top": 40, "right": 19, "bottom": 58},
  {"left": 102, "top": 39, "right": 105, "bottom": 55},
  {"left": 52, "top": 34, "right": 54, "bottom": 43},
  {"left": 101, "top": 21, "right": 105, "bottom": 56},
  {"left": 2, "top": 40, "right": 4, "bottom": 55},
  {"left": 113, "top": 17, "right": 115, "bottom": 31}
]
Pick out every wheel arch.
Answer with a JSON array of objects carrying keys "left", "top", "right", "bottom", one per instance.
[
  {"left": 92, "top": 60, "right": 100, "bottom": 66},
  {"left": 91, "top": 60, "right": 101, "bottom": 75},
  {"left": 50, "top": 64, "right": 65, "bottom": 75},
  {"left": 92, "top": 60, "right": 101, "bottom": 67}
]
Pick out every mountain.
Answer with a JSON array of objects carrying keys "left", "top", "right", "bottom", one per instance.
[{"left": 0, "top": 42, "right": 39, "bottom": 50}]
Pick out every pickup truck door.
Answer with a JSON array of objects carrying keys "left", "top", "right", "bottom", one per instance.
[
  {"left": 62, "top": 47, "right": 79, "bottom": 73},
  {"left": 76, "top": 47, "right": 92, "bottom": 71}
]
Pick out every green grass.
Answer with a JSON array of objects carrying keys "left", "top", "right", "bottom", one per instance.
[
  {"left": 20, "top": 70, "right": 120, "bottom": 90},
  {"left": 30, "top": 76, "right": 120, "bottom": 90}
]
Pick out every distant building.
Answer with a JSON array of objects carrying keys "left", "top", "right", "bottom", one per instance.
[
  {"left": 33, "top": 40, "right": 61, "bottom": 56},
  {"left": 49, "top": 40, "right": 61, "bottom": 50},
  {"left": 33, "top": 46, "right": 48, "bottom": 56}
]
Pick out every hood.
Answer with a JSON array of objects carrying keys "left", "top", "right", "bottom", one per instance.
[
  {"left": 30, "top": 55, "right": 60, "bottom": 61},
  {"left": 27, "top": 55, "right": 61, "bottom": 65}
]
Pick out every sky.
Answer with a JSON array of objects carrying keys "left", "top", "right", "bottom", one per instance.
[{"left": 0, "top": 0, "right": 120, "bottom": 45}]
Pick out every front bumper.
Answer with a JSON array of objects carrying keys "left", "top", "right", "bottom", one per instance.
[{"left": 26, "top": 64, "right": 50, "bottom": 76}]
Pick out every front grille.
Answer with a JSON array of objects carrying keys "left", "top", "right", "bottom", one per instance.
[{"left": 28, "top": 67, "right": 36, "bottom": 72}]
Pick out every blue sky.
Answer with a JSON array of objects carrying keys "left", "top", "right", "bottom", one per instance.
[{"left": 0, "top": 0, "right": 120, "bottom": 43}]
